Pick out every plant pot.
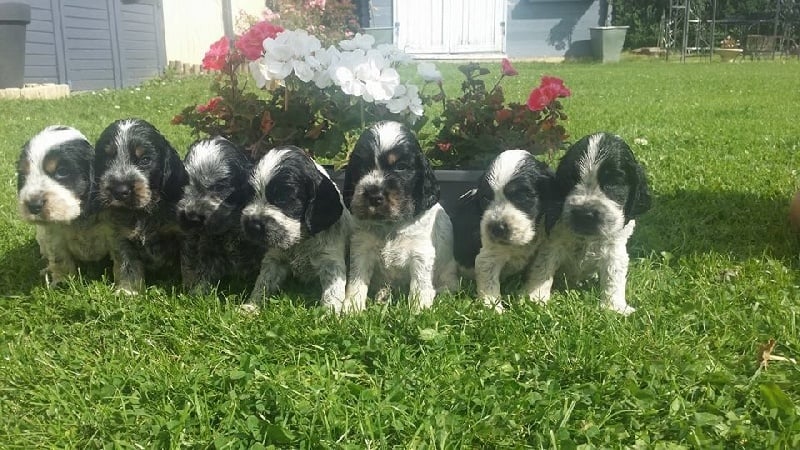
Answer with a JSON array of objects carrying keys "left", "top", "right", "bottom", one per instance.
[
  {"left": 589, "top": 26, "right": 629, "bottom": 63},
  {"left": 326, "top": 168, "right": 482, "bottom": 216},
  {"left": 716, "top": 48, "right": 743, "bottom": 62}
]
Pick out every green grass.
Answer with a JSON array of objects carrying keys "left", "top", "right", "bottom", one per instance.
[{"left": 2, "top": 59, "right": 800, "bottom": 448}]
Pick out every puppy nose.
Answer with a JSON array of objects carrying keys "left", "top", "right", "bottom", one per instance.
[
  {"left": 179, "top": 210, "right": 204, "bottom": 228},
  {"left": 112, "top": 184, "right": 132, "bottom": 201},
  {"left": 570, "top": 208, "right": 601, "bottom": 234},
  {"left": 488, "top": 221, "right": 509, "bottom": 240},
  {"left": 26, "top": 198, "right": 45, "bottom": 215},
  {"left": 364, "top": 185, "right": 384, "bottom": 207},
  {"left": 242, "top": 216, "right": 265, "bottom": 238},
  {"left": 571, "top": 208, "right": 599, "bottom": 224}
]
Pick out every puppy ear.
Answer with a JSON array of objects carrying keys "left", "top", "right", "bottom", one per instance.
[
  {"left": 305, "top": 174, "right": 343, "bottom": 234},
  {"left": 413, "top": 151, "right": 440, "bottom": 215},
  {"left": 536, "top": 169, "right": 562, "bottom": 234},
  {"left": 342, "top": 159, "right": 361, "bottom": 210},
  {"left": 451, "top": 188, "right": 483, "bottom": 268},
  {"left": 624, "top": 162, "right": 651, "bottom": 222},
  {"left": 160, "top": 142, "right": 188, "bottom": 204}
]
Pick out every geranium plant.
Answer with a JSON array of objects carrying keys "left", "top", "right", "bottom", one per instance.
[
  {"left": 174, "top": 16, "right": 424, "bottom": 165},
  {"left": 424, "top": 59, "right": 571, "bottom": 169}
]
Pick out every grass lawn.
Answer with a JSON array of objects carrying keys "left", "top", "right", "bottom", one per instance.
[{"left": 2, "top": 59, "right": 800, "bottom": 448}]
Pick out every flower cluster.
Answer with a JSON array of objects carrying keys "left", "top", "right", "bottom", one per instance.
[
  {"left": 259, "top": 0, "right": 361, "bottom": 46},
  {"left": 174, "top": 19, "right": 424, "bottom": 164},
  {"left": 425, "top": 59, "right": 571, "bottom": 169},
  {"left": 719, "top": 35, "right": 741, "bottom": 49}
]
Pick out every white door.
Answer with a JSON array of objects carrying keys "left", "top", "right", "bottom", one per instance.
[{"left": 394, "top": 0, "right": 505, "bottom": 55}]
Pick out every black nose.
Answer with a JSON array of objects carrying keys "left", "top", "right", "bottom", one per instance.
[
  {"left": 242, "top": 216, "right": 265, "bottom": 239},
  {"left": 488, "top": 221, "right": 509, "bottom": 240},
  {"left": 364, "top": 185, "right": 384, "bottom": 207},
  {"left": 570, "top": 208, "right": 601, "bottom": 234},
  {"left": 179, "top": 210, "right": 204, "bottom": 228},
  {"left": 26, "top": 198, "right": 45, "bottom": 215},
  {"left": 112, "top": 184, "right": 132, "bottom": 201}
]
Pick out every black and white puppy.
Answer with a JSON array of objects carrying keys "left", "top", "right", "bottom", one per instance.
[
  {"left": 526, "top": 132, "right": 651, "bottom": 315},
  {"left": 240, "top": 145, "right": 351, "bottom": 311},
  {"left": 17, "top": 126, "right": 113, "bottom": 285},
  {"left": 178, "top": 136, "right": 261, "bottom": 292},
  {"left": 95, "top": 118, "right": 188, "bottom": 293},
  {"left": 452, "top": 149, "right": 557, "bottom": 312},
  {"left": 342, "top": 121, "right": 458, "bottom": 312}
]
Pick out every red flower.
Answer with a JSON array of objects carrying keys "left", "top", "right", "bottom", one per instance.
[
  {"left": 527, "top": 76, "right": 571, "bottom": 111},
  {"left": 540, "top": 76, "right": 571, "bottom": 98},
  {"left": 202, "top": 36, "right": 230, "bottom": 71},
  {"left": 196, "top": 96, "right": 223, "bottom": 114},
  {"left": 236, "top": 21, "right": 284, "bottom": 61},
  {"left": 437, "top": 141, "right": 452, "bottom": 153},
  {"left": 526, "top": 87, "right": 551, "bottom": 112},
  {"left": 500, "top": 58, "right": 518, "bottom": 76}
]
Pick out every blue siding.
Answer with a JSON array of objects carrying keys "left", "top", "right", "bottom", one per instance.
[
  {"left": 506, "top": 0, "right": 601, "bottom": 58},
  {"left": 23, "top": 0, "right": 59, "bottom": 82},
  {"left": 20, "top": 0, "right": 165, "bottom": 90}
]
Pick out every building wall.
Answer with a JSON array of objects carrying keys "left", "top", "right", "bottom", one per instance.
[
  {"left": 162, "top": 0, "right": 265, "bottom": 65},
  {"left": 506, "top": 0, "right": 601, "bottom": 59},
  {"left": 21, "top": 0, "right": 166, "bottom": 90}
]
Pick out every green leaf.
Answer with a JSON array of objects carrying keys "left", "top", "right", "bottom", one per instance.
[
  {"left": 759, "top": 383, "right": 796, "bottom": 418},
  {"left": 264, "top": 424, "right": 295, "bottom": 444}
]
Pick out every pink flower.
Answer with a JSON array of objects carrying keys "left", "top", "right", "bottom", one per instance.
[
  {"left": 437, "top": 142, "right": 452, "bottom": 153},
  {"left": 500, "top": 58, "right": 518, "bottom": 76},
  {"left": 236, "top": 21, "right": 285, "bottom": 61},
  {"left": 202, "top": 36, "right": 230, "bottom": 71}
]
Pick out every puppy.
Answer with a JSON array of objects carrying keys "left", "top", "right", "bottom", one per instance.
[
  {"left": 95, "top": 118, "right": 188, "bottom": 293},
  {"left": 17, "top": 126, "right": 113, "bottom": 286},
  {"left": 178, "top": 136, "right": 261, "bottom": 292},
  {"left": 526, "top": 132, "right": 651, "bottom": 315},
  {"left": 240, "top": 145, "right": 351, "bottom": 311},
  {"left": 342, "top": 120, "right": 458, "bottom": 312},
  {"left": 452, "top": 149, "right": 557, "bottom": 311}
]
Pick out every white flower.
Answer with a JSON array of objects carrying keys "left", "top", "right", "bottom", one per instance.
[
  {"left": 257, "top": 29, "right": 323, "bottom": 82},
  {"left": 339, "top": 32, "right": 376, "bottom": 51},
  {"left": 384, "top": 83, "right": 423, "bottom": 117},
  {"left": 417, "top": 62, "right": 442, "bottom": 82},
  {"left": 329, "top": 49, "right": 400, "bottom": 102},
  {"left": 376, "top": 43, "right": 413, "bottom": 66}
]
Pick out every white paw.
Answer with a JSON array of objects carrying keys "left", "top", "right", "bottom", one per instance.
[
  {"left": 114, "top": 287, "right": 139, "bottom": 296},
  {"left": 238, "top": 303, "right": 261, "bottom": 315},
  {"left": 481, "top": 296, "right": 505, "bottom": 313},
  {"left": 528, "top": 293, "right": 550, "bottom": 306},
  {"left": 606, "top": 302, "right": 636, "bottom": 316}
]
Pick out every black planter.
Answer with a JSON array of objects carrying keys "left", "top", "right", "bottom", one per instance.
[{"left": 326, "top": 168, "right": 482, "bottom": 216}]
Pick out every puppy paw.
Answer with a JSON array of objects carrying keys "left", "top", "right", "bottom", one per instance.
[
  {"left": 114, "top": 286, "right": 139, "bottom": 296},
  {"left": 481, "top": 296, "right": 505, "bottom": 313},
  {"left": 606, "top": 302, "right": 636, "bottom": 316},
  {"left": 238, "top": 303, "right": 261, "bottom": 315},
  {"left": 527, "top": 293, "right": 550, "bottom": 306}
]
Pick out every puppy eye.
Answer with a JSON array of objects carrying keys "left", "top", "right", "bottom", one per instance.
[
  {"left": 54, "top": 166, "right": 70, "bottom": 179},
  {"left": 394, "top": 162, "right": 412, "bottom": 171},
  {"left": 139, "top": 156, "right": 152, "bottom": 165}
]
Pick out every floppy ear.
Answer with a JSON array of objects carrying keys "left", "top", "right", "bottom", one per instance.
[
  {"left": 451, "top": 188, "right": 483, "bottom": 268},
  {"left": 160, "top": 142, "right": 188, "bottom": 204},
  {"left": 305, "top": 174, "right": 344, "bottom": 235},
  {"left": 342, "top": 160, "right": 361, "bottom": 210},
  {"left": 536, "top": 169, "right": 562, "bottom": 234},
  {"left": 624, "top": 162, "right": 651, "bottom": 222},
  {"left": 413, "top": 151, "right": 440, "bottom": 215}
]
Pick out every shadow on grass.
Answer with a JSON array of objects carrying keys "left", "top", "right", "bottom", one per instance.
[{"left": 632, "top": 188, "right": 799, "bottom": 263}]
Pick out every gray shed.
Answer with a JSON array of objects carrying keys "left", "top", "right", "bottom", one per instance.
[{"left": 21, "top": 0, "right": 166, "bottom": 90}]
